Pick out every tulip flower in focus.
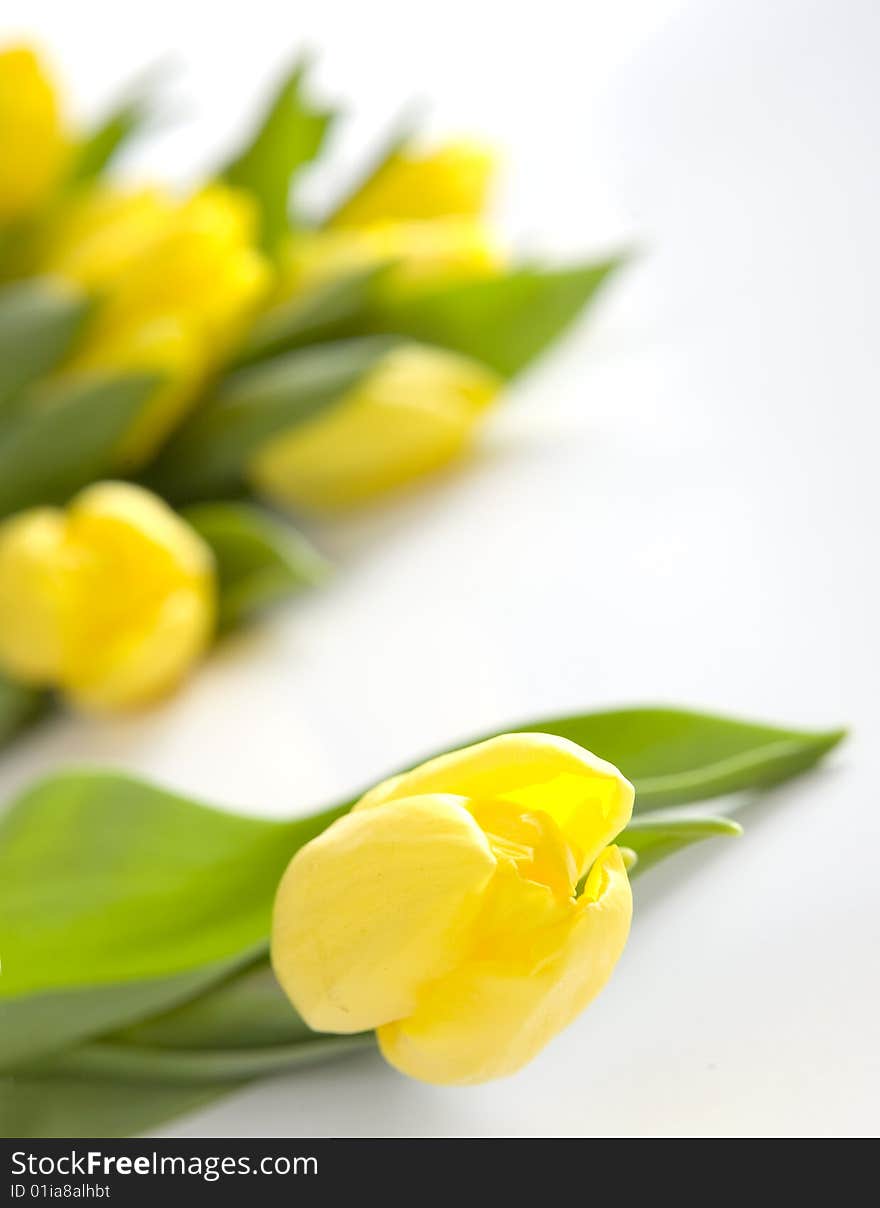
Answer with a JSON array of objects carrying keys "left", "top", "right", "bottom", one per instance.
[
  {"left": 248, "top": 344, "right": 501, "bottom": 510},
  {"left": 44, "top": 186, "right": 271, "bottom": 466},
  {"left": 0, "top": 483, "right": 215, "bottom": 711},
  {"left": 272, "top": 733, "right": 634, "bottom": 1084},
  {"left": 279, "top": 142, "right": 503, "bottom": 299},
  {"left": 0, "top": 46, "right": 67, "bottom": 225}
]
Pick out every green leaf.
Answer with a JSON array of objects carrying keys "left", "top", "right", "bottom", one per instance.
[
  {"left": 0, "top": 371, "right": 162, "bottom": 519},
  {"left": 0, "top": 1072, "right": 240, "bottom": 1140},
  {"left": 0, "top": 769, "right": 344, "bottom": 1069},
  {"left": 368, "top": 259, "right": 624, "bottom": 377},
  {"left": 0, "top": 278, "right": 91, "bottom": 413},
  {"left": 0, "top": 674, "right": 50, "bottom": 752},
  {"left": 621, "top": 814, "right": 742, "bottom": 875},
  {"left": 236, "top": 263, "right": 392, "bottom": 364},
  {"left": 68, "top": 74, "right": 162, "bottom": 185},
  {"left": 1, "top": 959, "right": 254, "bottom": 1072},
  {"left": 33, "top": 1032, "right": 370, "bottom": 1086},
  {"left": 4, "top": 963, "right": 368, "bottom": 1137},
  {"left": 112, "top": 961, "right": 311, "bottom": 1050},
  {"left": 509, "top": 707, "right": 846, "bottom": 811},
  {"left": 183, "top": 502, "right": 329, "bottom": 629},
  {"left": 146, "top": 336, "right": 396, "bottom": 504},
  {"left": 1, "top": 1032, "right": 370, "bottom": 1139},
  {"left": 222, "top": 58, "right": 336, "bottom": 254}
]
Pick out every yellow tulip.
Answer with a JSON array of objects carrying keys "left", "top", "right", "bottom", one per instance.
[
  {"left": 80, "top": 186, "right": 269, "bottom": 348},
  {"left": 276, "top": 143, "right": 502, "bottom": 301},
  {"left": 248, "top": 345, "right": 501, "bottom": 510},
  {"left": 45, "top": 185, "right": 271, "bottom": 465},
  {"left": 330, "top": 142, "right": 496, "bottom": 228},
  {"left": 0, "top": 482, "right": 215, "bottom": 711},
  {"left": 45, "top": 187, "right": 174, "bottom": 289},
  {"left": 0, "top": 46, "right": 67, "bottom": 225},
  {"left": 272, "top": 733, "right": 634, "bottom": 1085},
  {"left": 280, "top": 218, "right": 502, "bottom": 297}
]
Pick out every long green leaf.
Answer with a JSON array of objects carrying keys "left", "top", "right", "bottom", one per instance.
[
  {"left": 506, "top": 707, "right": 845, "bottom": 811},
  {"left": 146, "top": 336, "right": 395, "bottom": 504},
  {"left": 621, "top": 814, "right": 742, "bottom": 874},
  {"left": 0, "top": 1073, "right": 239, "bottom": 1140},
  {"left": 31, "top": 1033, "right": 369, "bottom": 1086},
  {"left": 3, "top": 964, "right": 367, "bottom": 1137},
  {"left": 1, "top": 957, "right": 256, "bottom": 1071},
  {"left": 112, "top": 961, "right": 312, "bottom": 1050},
  {"left": 183, "top": 502, "right": 329, "bottom": 630},
  {"left": 368, "top": 259, "right": 623, "bottom": 377},
  {"left": 68, "top": 74, "right": 162, "bottom": 185},
  {"left": 0, "top": 770, "right": 343, "bottom": 1069},
  {"left": 0, "top": 371, "right": 162, "bottom": 519},
  {"left": 237, "top": 263, "right": 392, "bottom": 363},
  {"left": 223, "top": 58, "right": 336, "bottom": 254},
  {"left": 0, "top": 279, "right": 91, "bottom": 413},
  {"left": 1, "top": 1034, "right": 369, "bottom": 1139}
]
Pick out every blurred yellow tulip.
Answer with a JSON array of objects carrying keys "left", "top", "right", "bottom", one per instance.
[
  {"left": 278, "top": 142, "right": 502, "bottom": 301},
  {"left": 45, "top": 185, "right": 271, "bottom": 465},
  {"left": 45, "top": 187, "right": 174, "bottom": 289},
  {"left": 281, "top": 218, "right": 502, "bottom": 297},
  {"left": 0, "top": 482, "right": 215, "bottom": 711},
  {"left": 248, "top": 345, "right": 501, "bottom": 510},
  {"left": 0, "top": 45, "right": 67, "bottom": 225},
  {"left": 330, "top": 142, "right": 496, "bottom": 227},
  {"left": 272, "top": 733, "right": 634, "bottom": 1084}
]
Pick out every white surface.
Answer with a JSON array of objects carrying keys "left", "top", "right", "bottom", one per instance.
[{"left": 2, "top": 0, "right": 878, "bottom": 1137}]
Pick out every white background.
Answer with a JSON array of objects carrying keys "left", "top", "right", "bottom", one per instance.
[{"left": 1, "top": 0, "right": 878, "bottom": 1137}]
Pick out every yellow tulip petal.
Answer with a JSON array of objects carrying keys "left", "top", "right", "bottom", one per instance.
[
  {"left": 377, "top": 845, "right": 632, "bottom": 1084},
  {"left": 95, "top": 188, "right": 269, "bottom": 350},
  {"left": 331, "top": 142, "right": 496, "bottom": 228},
  {"left": 0, "top": 46, "right": 67, "bottom": 223},
  {"left": 357, "top": 733, "right": 634, "bottom": 875},
  {"left": 59, "top": 483, "right": 215, "bottom": 711},
  {"left": 0, "top": 508, "right": 67, "bottom": 683},
  {"left": 272, "top": 795, "right": 497, "bottom": 1034},
  {"left": 63, "top": 585, "right": 214, "bottom": 712},
  {"left": 65, "top": 481, "right": 212, "bottom": 579},
  {"left": 46, "top": 188, "right": 173, "bottom": 289},
  {"left": 249, "top": 346, "right": 500, "bottom": 510}
]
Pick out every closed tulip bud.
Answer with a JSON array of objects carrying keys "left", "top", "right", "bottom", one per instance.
[
  {"left": 272, "top": 734, "right": 634, "bottom": 1085},
  {"left": 45, "top": 185, "right": 271, "bottom": 465},
  {"left": 330, "top": 141, "right": 496, "bottom": 228},
  {"left": 0, "top": 45, "right": 67, "bottom": 225},
  {"left": 279, "top": 142, "right": 502, "bottom": 301},
  {"left": 0, "top": 483, "right": 215, "bottom": 711},
  {"left": 248, "top": 345, "right": 501, "bottom": 510}
]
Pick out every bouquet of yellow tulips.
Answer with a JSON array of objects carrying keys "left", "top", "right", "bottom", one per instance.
[
  {"left": 0, "top": 43, "right": 847, "bottom": 1142},
  {"left": 0, "top": 44, "right": 619, "bottom": 740}
]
